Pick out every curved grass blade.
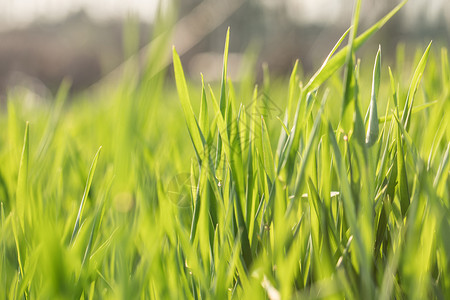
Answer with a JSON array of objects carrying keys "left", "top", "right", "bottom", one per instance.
[
  {"left": 379, "top": 100, "right": 438, "bottom": 123},
  {"left": 173, "top": 47, "right": 205, "bottom": 157},
  {"left": 16, "top": 122, "right": 29, "bottom": 231},
  {"left": 433, "top": 142, "right": 449, "bottom": 193},
  {"left": 70, "top": 146, "right": 102, "bottom": 245},
  {"left": 261, "top": 117, "right": 275, "bottom": 182},
  {"left": 219, "top": 27, "right": 230, "bottom": 115},
  {"left": 402, "top": 41, "right": 432, "bottom": 130},
  {"left": 287, "top": 59, "right": 300, "bottom": 118},
  {"left": 366, "top": 46, "right": 381, "bottom": 146},
  {"left": 304, "top": 0, "right": 408, "bottom": 93},
  {"left": 341, "top": 0, "right": 361, "bottom": 130},
  {"left": 199, "top": 74, "right": 209, "bottom": 140}
]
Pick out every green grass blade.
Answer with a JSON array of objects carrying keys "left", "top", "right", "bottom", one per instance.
[
  {"left": 173, "top": 47, "right": 205, "bottom": 157},
  {"left": 16, "top": 122, "right": 29, "bottom": 231},
  {"left": 395, "top": 117, "right": 410, "bottom": 217},
  {"left": 433, "top": 142, "right": 449, "bottom": 194},
  {"left": 199, "top": 74, "right": 209, "bottom": 141},
  {"left": 287, "top": 59, "right": 300, "bottom": 118},
  {"left": 261, "top": 117, "right": 275, "bottom": 182},
  {"left": 379, "top": 100, "right": 438, "bottom": 123},
  {"left": 304, "top": 0, "right": 408, "bottom": 93},
  {"left": 341, "top": 0, "right": 361, "bottom": 131},
  {"left": 219, "top": 27, "right": 230, "bottom": 115},
  {"left": 366, "top": 46, "right": 381, "bottom": 146},
  {"left": 304, "top": 27, "right": 351, "bottom": 93},
  {"left": 70, "top": 146, "right": 102, "bottom": 245},
  {"left": 402, "top": 41, "right": 432, "bottom": 130}
]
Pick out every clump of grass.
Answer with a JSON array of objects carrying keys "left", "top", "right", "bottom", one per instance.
[{"left": 0, "top": 0, "right": 449, "bottom": 298}]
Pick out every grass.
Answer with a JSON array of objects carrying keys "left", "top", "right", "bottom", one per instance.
[{"left": 0, "top": 0, "right": 449, "bottom": 298}]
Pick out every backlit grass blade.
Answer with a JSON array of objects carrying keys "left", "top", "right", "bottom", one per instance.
[
  {"left": 261, "top": 117, "right": 275, "bottom": 182},
  {"left": 199, "top": 74, "right": 209, "bottom": 141},
  {"left": 402, "top": 41, "right": 432, "bottom": 130},
  {"left": 395, "top": 115, "right": 410, "bottom": 217},
  {"left": 327, "top": 122, "right": 372, "bottom": 295},
  {"left": 366, "top": 46, "right": 381, "bottom": 146},
  {"left": 341, "top": 0, "right": 361, "bottom": 131},
  {"left": 288, "top": 95, "right": 327, "bottom": 212},
  {"left": 287, "top": 59, "right": 300, "bottom": 118},
  {"left": 441, "top": 48, "right": 449, "bottom": 92},
  {"left": 379, "top": 100, "right": 438, "bottom": 123},
  {"left": 80, "top": 170, "right": 114, "bottom": 274},
  {"left": 433, "top": 142, "right": 449, "bottom": 194},
  {"left": 11, "top": 215, "right": 25, "bottom": 297},
  {"left": 305, "top": 27, "right": 351, "bottom": 93},
  {"left": 16, "top": 122, "right": 29, "bottom": 231},
  {"left": 219, "top": 27, "right": 230, "bottom": 115},
  {"left": 304, "top": 0, "right": 408, "bottom": 93},
  {"left": 173, "top": 47, "right": 205, "bottom": 157},
  {"left": 70, "top": 146, "right": 102, "bottom": 245}
]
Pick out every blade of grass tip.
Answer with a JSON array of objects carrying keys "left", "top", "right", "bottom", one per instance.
[
  {"left": 173, "top": 47, "right": 205, "bottom": 157},
  {"left": 353, "top": 60, "right": 367, "bottom": 146},
  {"left": 214, "top": 28, "right": 230, "bottom": 174},
  {"left": 219, "top": 27, "right": 230, "bottom": 115},
  {"left": 16, "top": 122, "right": 29, "bottom": 231},
  {"left": 199, "top": 74, "right": 209, "bottom": 141},
  {"left": 341, "top": 0, "right": 361, "bottom": 131},
  {"left": 304, "top": 0, "right": 408, "bottom": 93},
  {"left": 288, "top": 59, "right": 300, "bottom": 117},
  {"left": 70, "top": 146, "right": 102, "bottom": 245},
  {"left": 305, "top": 27, "right": 351, "bottom": 93},
  {"left": 402, "top": 41, "right": 432, "bottom": 130},
  {"left": 366, "top": 46, "right": 381, "bottom": 146}
]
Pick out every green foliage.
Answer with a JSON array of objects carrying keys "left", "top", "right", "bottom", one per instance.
[{"left": 0, "top": 0, "right": 449, "bottom": 298}]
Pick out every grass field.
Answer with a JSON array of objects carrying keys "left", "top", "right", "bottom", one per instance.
[{"left": 0, "top": 0, "right": 449, "bottom": 298}]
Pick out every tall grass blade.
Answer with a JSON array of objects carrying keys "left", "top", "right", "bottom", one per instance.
[
  {"left": 402, "top": 41, "right": 432, "bottom": 130},
  {"left": 304, "top": 0, "right": 408, "bottom": 93},
  {"left": 173, "top": 47, "right": 205, "bottom": 157},
  {"left": 366, "top": 46, "right": 381, "bottom": 146},
  {"left": 70, "top": 146, "right": 102, "bottom": 245},
  {"left": 16, "top": 122, "right": 29, "bottom": 231}
]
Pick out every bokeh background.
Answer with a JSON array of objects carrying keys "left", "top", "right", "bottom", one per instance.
[{"left": 0, "top": 0, "right": 448, "bottom": 96}]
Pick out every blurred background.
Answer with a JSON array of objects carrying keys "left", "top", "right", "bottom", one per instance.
[{"left": 0, "top": 0, "right": 448, "bottom": 97}]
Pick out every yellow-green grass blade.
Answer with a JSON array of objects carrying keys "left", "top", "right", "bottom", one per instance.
[
  {"left": 366, "top": 46, "right": 381, "bottom": 146},
  {"left": 16, "top": 122, "right": 29, "bottom": 232},
  {"left": 199, "top": 74, "right": 209, "bottom": 142},
  {"left": 340, "top": 0, "right": 361, "bottom": 133},
  {"left": 173, "top": 47, "right": 205, "bottom": 158},
  {"left": 70, "top": 146, "right": 102, "bottom": 245},
  {"left": 379, "top": 100, "right": 438, "bottom": 123},
  {"left": 219, "top": 27, "right": 230, "bottom": 115},
  {"left": 402, "top": 41, "right": 432, "bottom": 130},
  {"left": 304, "top": 0, "right": 408, "bottom": 94}
]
